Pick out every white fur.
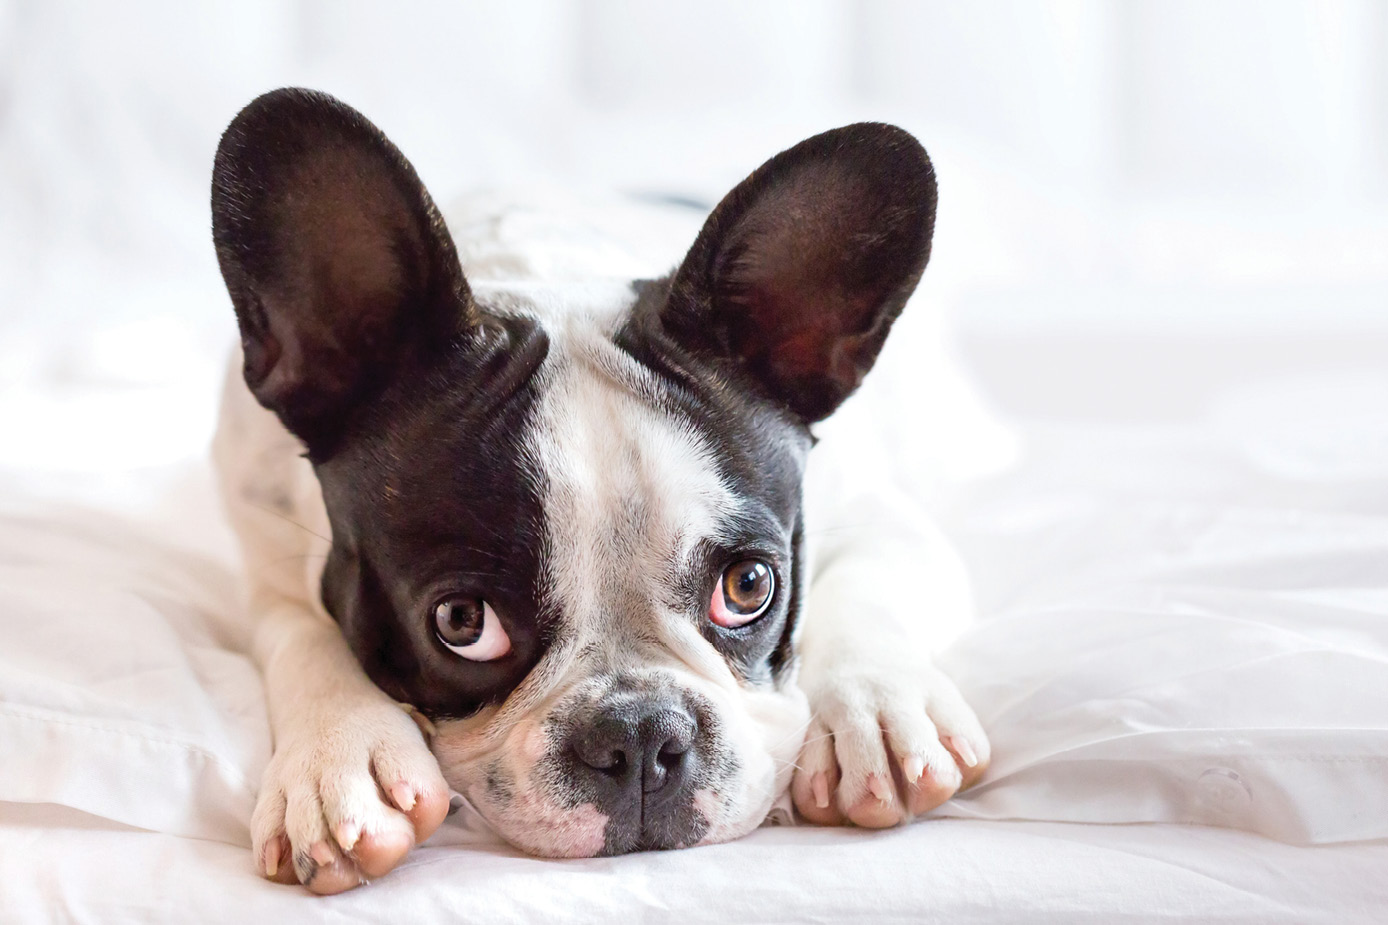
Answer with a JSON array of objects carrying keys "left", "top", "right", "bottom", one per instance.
[
  {"left": 523, "top": 296, "right": 743, "bottom": 638},
  {"left": 424, "top": 288, "right": 808, "bottom": 856},
  {"left": 215, "top": 190, "right": 994, "bottom": 883},
  {"left": 213, "top": 360, "right": 450, "bottom": 890}
]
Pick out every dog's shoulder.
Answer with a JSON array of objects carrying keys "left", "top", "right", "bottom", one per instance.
[{"left": 212, "top": 353, "right": 331, "bottom": 609}]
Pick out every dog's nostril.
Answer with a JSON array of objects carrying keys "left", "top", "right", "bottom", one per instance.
[
  {"left": 657, "top": 737, "right": 689, "bottom": 768},
  {"left": 568, "top": 700, "right": 699, "bottom": 800},
  {"left": 645, "top": 737, "right": 690, "bottom": 793},
  {"left": 600, "top": 750, "right": 627, "bottom": 777},
  {"left": 572, "top": 740, "right": 630, "bottom": 776}
]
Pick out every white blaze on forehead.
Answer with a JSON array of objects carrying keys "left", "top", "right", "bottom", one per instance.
[{"left": 524, "top": 306, "right": 741, "bottom": 639}]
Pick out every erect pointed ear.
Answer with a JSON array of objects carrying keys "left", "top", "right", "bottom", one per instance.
[
  {"left": 663, "top": 123, "right": 936, "bottom": 423},
  {"left": 212, "top": 88, "right": 472, "bottom": 452}
]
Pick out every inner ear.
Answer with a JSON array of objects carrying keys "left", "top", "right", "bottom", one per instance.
[
  {"left": 666, "top": 123, "right": 936, "bottom": 423},
  {"left": 212, "top": 88, "right": 473, "bottom": 452}
]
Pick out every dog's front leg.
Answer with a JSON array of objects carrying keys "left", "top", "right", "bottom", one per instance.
[
  {"left": 215, "top": 375, "right": 451, "bottom": 893},
  {"left": 791, "top": 456, "right": 991, "bottom": 827},
  {"left": 249, "top": 594, "right": 451, "bottom": 893}
]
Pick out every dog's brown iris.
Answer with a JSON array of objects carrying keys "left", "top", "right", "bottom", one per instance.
[
  {"left": 434, "top": 596, "right": 485, "bottom": 647},
  {"left": 722, "top": 559, "right": 774, "bottom": 616}
]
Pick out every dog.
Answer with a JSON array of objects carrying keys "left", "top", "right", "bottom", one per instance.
[{"left": 210, "top": 88, "right": 991, "bottom": 894}]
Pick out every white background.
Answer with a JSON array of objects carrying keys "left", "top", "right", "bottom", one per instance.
[{"left": 1, "top": 1, "right": 1386, "bottom": 451}]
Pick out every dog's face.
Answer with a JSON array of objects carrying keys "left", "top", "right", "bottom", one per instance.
[{"left": 212, "top": 90, "right": 935, "bottom": 856}]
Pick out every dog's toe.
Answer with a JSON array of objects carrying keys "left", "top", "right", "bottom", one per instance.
[
  {"left": 790, "top": 720, "right": 845, "bottom": 825},
  {"left": 258, "top": 832, "right": 297, "bottom": 884},
  {"left": 298, "top": 846, "right": 363, "bottom": 895},
  {"left": 373, "top": 745, "right": 451, "bottom": 843},
  {"left": 250, "top": 702, "right": 449, "bottom": 892},
  {"left": 352, "top": 824, "right": 415, "bottom": 880},
  {"left": 903, "top": 755, "right": 964, "bottom": 815},
  {"left": 843, "top": 778, "right": 905, "bottom": 828},
  {"left": 794, "top": 662, "right": 989, "bottom": 828},
  {"left": 829, "top": 711, "right": 910, "bottom": 827}
]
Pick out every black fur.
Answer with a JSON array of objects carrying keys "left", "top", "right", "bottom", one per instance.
[
  {"left": 616, "top": 281, "right": 810, "bottom": 687},
  {"left": 212, "top": 88, "right": 474, "bottom": 454},
  {"left": 211, "top": 88, "right": 936, "bottom": 854},
  {"left": 316, "top": 311, "right": 554, "bottom": 716},
  {"left": 663, "top": 122, "right": 936, "bottom": 423}
]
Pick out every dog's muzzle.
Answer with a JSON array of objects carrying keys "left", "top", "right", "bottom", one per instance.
[{"left": 562, "top": 688, "right": 712, "bottom": 853}]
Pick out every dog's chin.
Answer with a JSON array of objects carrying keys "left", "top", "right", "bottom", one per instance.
[
  {"left": 480, "top": 800, "right": 613, "bottom": 860},
  {"left": 460, "top": 771, "right": 786, "bottom": 859}
]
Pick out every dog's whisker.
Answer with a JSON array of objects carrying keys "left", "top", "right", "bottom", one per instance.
[
  {"left": 247, "top": 501, "right": 331, "bottom": 544},
  {"left": 768, "top": 723, "right": 824, "bottom": 752},
  {"left": 266, "top": 552, "right": 329, "bottom": 566}
]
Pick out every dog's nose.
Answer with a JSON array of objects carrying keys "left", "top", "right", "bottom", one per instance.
[{"left": 568, "top": 696, "right": 698, "bottom": 804}]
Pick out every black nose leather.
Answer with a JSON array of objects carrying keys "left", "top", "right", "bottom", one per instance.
[{"left": 569, "top": 696, "right": 698, "bottom": 804}]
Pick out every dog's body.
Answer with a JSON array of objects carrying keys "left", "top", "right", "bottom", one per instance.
[{"left": 211, "top": 89, "right": 991, "bottom": 893}]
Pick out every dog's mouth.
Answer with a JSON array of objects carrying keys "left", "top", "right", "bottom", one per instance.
[
  {"left": 445, "top": 780, "right": 791, "bottom": 858},
  {"left": 435, "top": 759, "right": 724, "bottom": 858},
  {"left": 423, "top": 690, "right": 795, "bottom": 858}
]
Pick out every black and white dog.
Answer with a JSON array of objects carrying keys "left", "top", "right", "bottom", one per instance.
[{"left": 211, "top": 88, "right": 990, "bottom": 893}]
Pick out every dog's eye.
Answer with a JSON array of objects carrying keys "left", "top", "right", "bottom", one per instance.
[
  {"left": 433, "top": 596, "right": 512, "bottom": 661},
  {"left": 710, "top": 559, "right": 775, "bottom": 628}
]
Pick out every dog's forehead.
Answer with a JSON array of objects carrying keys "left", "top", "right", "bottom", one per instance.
[{"left": 514, "top": 287, "right": 743, "bottom": 634}]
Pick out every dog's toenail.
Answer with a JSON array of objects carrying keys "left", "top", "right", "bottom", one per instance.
[
  {"left": 333, "top": 821, "right": 361, "bottom": 852},
  {"left": 264, "top": 839, "right": 281, "bottom": 878},
  {"left": 390, "top": 783, "right": 416, "bottom": 813},
  {"left": 948, "top": 736, "right": 979, "bottom": 768}
]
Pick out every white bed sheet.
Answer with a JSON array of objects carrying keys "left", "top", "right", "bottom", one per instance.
[
  {"left": 2, "top": 323, "right": 1388, "bottom": 922},
  {"left": 4, "top": 802, "right": 1387, "bottom": 924}
]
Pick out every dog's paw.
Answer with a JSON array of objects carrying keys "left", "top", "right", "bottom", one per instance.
[
  {"left": 251, "top": 701, "right": 450, "bottom": 894},
  {"left": 790, "top": 662, "right": 989, "bottom": 828}
]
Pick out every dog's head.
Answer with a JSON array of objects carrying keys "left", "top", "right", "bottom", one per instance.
[{"left": 212, "top": 89, "right": 935, "bottom": 856}]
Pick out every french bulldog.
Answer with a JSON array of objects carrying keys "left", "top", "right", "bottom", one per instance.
[{"left": 210, "top": 88, "right": 990, "bottom": 894}]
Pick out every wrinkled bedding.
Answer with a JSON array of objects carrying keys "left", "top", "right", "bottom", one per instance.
[{"left": 2, "top": 320, "right": 1387, "bottom": 922}]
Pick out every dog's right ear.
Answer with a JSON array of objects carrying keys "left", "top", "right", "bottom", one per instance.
[
  {"left": 660, "top": 123, "right": 936, "bottom": 424},
  {"left": 212, "top": 88, "right": 472, "bottom": 453}
]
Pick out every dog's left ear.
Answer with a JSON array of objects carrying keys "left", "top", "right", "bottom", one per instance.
[
  {"left": 663, "top": 123, "right": 936, "bottom": 424},
  {"left": 211, "top": 88, "right": 473, "bottom": 454}
]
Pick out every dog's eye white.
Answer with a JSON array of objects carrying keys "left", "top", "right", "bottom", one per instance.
[
  {"left": 433, "top": 596, "right": 512, "bottom": 661},
  {"left": 709, "top": 559, "right": 775, "bottom": 628}
]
